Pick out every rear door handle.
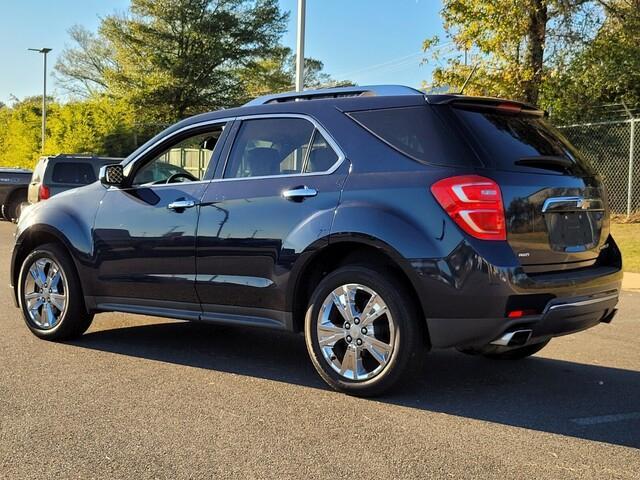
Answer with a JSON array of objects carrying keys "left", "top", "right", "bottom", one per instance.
[
  {"left": 168, "top": 199, "right": 196, "bottom": 210},
  {"left": 282, "top": 186, "right": 317, "bottom": 201}
]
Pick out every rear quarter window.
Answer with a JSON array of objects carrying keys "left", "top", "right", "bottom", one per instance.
[
  {"left": 348, "top": 105, "right": 478, "bottom": 167},
  {"left": 452, "top": 108, "right": 593, "bottom": 175},
  {"left": 50, "top": 162, "right": 97, "bottom": 185}
]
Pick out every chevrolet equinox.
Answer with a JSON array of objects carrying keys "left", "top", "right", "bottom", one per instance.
[{"left": 10, "top": 85, "right": 622, "bottom": 396}]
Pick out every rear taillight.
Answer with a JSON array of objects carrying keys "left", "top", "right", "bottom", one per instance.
[
  {"left": 38, "top": 184, "right": 50, "bottom": 201},
  {"left": 431, "top": 175, "right": 506, "bottom": 241}
]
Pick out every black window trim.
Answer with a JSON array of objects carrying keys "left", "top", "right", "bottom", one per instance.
[
  {"left": 216, "top": 113, "right": 346, "bottom": 182},
  {"left": 120, "top": 118, "right": 234, "bottom": 189}
]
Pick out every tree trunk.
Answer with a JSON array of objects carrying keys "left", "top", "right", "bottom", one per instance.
[{"left": 524, "top": 0, "right": 548, "bottom": 105}]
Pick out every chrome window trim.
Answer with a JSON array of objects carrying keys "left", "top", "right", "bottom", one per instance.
[{"left": 218, "top": 113, "right": 346, "bottom": 182}]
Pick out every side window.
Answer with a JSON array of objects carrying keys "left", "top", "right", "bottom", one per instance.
[
  {"left": 132, "top": 124, "right": 226, "bottom": 185},
  {"left": 51, "top": 163, "right": 96, "bottom": 185},
  {"left": 224, "top": 118, "right": 317, "bottom": 178},
  {"left": 304, "top": 131, "right": 339, "bottom": 173}
]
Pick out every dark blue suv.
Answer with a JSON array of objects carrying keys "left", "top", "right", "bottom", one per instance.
[{"left": 10, "top": 85, "right": 622, "bottom": 396}]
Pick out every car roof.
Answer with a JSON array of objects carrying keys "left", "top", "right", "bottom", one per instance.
[
  {"left": 41, "top": 155, "right": 123, "bottom": 164},
  {"left": 0, "top": 168, "right": 32, "bottom": 173}
]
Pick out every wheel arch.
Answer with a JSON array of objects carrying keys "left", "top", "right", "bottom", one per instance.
[
  {"left": 288, "top": 235, "right": 431, "bottom": 347},
  {"left": 11, "top": 225, "right": 84, "bottom": 307},
  {"left": 2, "top": 186, "right": 27, "bottom": 219}
]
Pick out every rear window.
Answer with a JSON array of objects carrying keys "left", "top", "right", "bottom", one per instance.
[
  {"left": 452, "top": 108, "right": 592, "bottom": 174},
  {"left": 51, "top": 162, "right": 97, "bottom": 185},
  {"left": 348, "top": 106, "right": 477, "bottom": 167}
]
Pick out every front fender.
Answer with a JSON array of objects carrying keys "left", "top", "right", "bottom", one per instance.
[{"left": 11, "top": 183, "right": 106, "bottom": 298}]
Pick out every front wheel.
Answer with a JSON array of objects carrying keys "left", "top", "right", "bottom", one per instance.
[
  {"left": 304, "top": 266, "right": 423, "bottom": 396},
  {"left": 18, "top": 243, "right": 94, "bottom": 340}
]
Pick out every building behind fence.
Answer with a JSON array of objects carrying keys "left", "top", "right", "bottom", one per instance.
[{"left": 559, "top": 104, "right": 640, "bottom": 215}]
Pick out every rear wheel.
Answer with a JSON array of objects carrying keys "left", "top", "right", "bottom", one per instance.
[
  {"left": 458, "top": 340, "right": 550, "bottom": 360},
  {"left": 304, "top": 266, "right": 423, "bottom": 396},
  {"left": 18, "top": 243, "right": 94, "bottom": 340},
  {"left": 2, "top": 196, "right": 21, "bottom": 222}
]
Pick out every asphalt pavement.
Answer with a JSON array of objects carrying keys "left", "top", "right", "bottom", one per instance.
[{"left": 0, "top": 221, "right": 638, "bottom": 479}]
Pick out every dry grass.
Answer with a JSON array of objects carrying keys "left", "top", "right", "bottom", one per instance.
[{"left": 610, "top": 222, "right": 640, "bottom": 272}]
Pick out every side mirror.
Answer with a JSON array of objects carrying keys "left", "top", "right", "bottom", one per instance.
[{"left": 99, "top": 164, "right": 125, "bottom": 186}]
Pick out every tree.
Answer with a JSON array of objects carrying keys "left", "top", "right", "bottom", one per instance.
[
  {"left": 0, "top": 96, "right": 139, "bottom": 169},
  {"left": 54, "top": 25, "right": 117, "bottom": 97},
  {"left": 236, "top": 48, "right": 354, "bottom": 101},
  {"left": 423, "top": 0, "right": 606, "bottom": 105},
  {"left": 542, "top": 0, "right": 640, "bottom": 122},
  {"left": 56, "top": 0, "right": 289, "bottom": 122}
]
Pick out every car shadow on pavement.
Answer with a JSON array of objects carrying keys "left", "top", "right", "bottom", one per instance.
[{"left": 73, "top": 320, "right": 640, "bottom": 449}]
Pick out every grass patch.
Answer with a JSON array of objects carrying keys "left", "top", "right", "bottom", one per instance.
[{"left": 610, "top": 223, "right": 640, "bottom": 273}]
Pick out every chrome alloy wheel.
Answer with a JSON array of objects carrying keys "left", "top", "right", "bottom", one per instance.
[
  {"left": 317, "top": 284, "right": 395, "bottom": 381},
  {"left": 23, "top": 257, "right": 68, "bottom": 330}
]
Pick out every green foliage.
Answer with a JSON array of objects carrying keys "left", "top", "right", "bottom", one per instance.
[
  {"left": 0, "top": 97, "right": 43, "bottom": 169},
  {"left": 424, "top": 0, "right": 605, "bottom": 106},
  {"left": 425, "top": 0, "right": 639, "bottom": 122},
  {"left": 4, "top": 0, "right": 348, "bottom": 168},
  {"left": 0, "top": 96, "right": 137, "bottom": 169},
  {"left": 542, "top": 1, "right": 640, "bottom": 123}
]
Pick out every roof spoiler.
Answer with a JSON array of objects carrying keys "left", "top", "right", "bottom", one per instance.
[
  {"left": 427, "top": 95, "right": 545, "bottom": 116},
  {"left": 244, "top": 85, "right": 425, "bottom": 106}
]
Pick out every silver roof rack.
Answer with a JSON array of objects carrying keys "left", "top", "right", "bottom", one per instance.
[{"left": 244, "top": 84, "right": 424, "bottom": 106}]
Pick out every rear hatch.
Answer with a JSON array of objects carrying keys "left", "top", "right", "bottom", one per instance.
[{"left": 448, "top": 99, "right": 609, "bottom": 273}]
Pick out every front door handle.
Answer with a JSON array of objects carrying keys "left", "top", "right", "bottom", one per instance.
[
  {"left": 282, "top": 186, "right": 318, "bottom": 201},
  {"left": 168, "top": 199, "right": 196, "bottom": 210}
]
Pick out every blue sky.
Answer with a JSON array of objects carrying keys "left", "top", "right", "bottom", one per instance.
[{"left": 0, "top": 0, "right": 448, "bottom": 104}]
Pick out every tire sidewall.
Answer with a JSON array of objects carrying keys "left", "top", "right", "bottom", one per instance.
[
  {"left": 18, "top": 245, "right": 83, "bottom": 339},
  {"left": 304, "top": 266, "right": 420, "bottom": 396}
]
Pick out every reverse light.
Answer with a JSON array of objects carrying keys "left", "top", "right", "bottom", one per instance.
[
  {"left": 431, "top": 175, "right": 506, "bottom": 241},
  {"left": 38, "top": 184, "right": 51, "bottom": 201}
]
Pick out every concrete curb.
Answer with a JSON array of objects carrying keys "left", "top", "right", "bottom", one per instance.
[{"left": 622, "top": 272, "right": 640, "bottom": 291}]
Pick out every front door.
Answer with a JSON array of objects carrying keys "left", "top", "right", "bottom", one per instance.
[
  {"left": 91, "top": 122, "right": 229, "bottom": 317},
  {"left": 196, "top": 115, "right": 348, "bottom": 326}
]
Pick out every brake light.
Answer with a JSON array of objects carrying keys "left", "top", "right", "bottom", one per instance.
[
  {"left": 431, "top": 175, "right": 506, "bottom": 241},
  {"left": 38, "top": 184, "right": 50, "bottom": 201},
  {"left": 497, "top": 102, "right": 522, "bottom": 114},
  {"left": 507, "top": 309, "right": 537, "bottom": 318}
]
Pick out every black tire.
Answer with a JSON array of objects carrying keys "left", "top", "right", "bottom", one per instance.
[
  {"left": 458, "top": 340, "right": 550, "bottom": 360},
  {"left": 304, "top": 265, "right": 424, "bottom": 396},
  {"left": 2, "top": 193, "right": 25, "bottom": 222},
  {"left": 18, "top": 243, "right": 94, "bottom": 340}
]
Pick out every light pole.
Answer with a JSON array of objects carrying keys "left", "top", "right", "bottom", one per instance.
[
  {"left": 295, "top": 0, "right": 306, "bottom": 92},
  {"left": 28, "top": 47, "right": 52, "bottom": 152}
]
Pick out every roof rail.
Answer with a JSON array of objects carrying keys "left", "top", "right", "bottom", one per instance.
[{"left": 244, "top": 84, "right": 424, "bottom": 106}]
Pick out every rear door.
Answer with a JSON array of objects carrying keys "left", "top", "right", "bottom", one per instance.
[
  {"left": 195, "top": 115, "right": 348, "bottom": 321},
  {"left": 449, "top": 103, "right": 608, "bottom": 272}
]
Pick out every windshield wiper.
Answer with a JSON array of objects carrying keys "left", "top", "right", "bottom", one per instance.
[{"left": 515, "top": 155, "right": 574, "bottom": 171}]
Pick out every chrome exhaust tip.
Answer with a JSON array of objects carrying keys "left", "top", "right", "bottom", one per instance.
[{"left": 490, "top": 329, "right": 533, "bottom": 347}]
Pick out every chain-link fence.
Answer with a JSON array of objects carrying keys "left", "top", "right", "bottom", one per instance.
[{"left": 560, "top": 115, "right": 639, "bottom": 215}]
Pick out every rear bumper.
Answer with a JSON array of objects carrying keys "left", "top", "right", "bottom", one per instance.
[
  {"left": 411, "top": 238, "right": 623, "bottom": 349},
  {"left": 426, "top": 290, "right": 619, "bottom": 348}
]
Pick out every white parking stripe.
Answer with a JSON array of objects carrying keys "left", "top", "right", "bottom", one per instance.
[{"left": 571, "top": 412, "right": 640, "bottom": 426}]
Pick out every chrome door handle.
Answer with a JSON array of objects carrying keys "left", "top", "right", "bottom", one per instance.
[
  {"left": 282, "top": 186, "right": 318, "bottom": 201},
  {"left": 168, "top": 199, "right": 196, "bottom": 210}
]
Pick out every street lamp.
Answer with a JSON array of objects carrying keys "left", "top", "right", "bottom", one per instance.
[
  {"left": 28, "top": 47, "right": 52, "bottom": 152},
  {"left": 295, "top": 0, "right": 306, "bottom": 92}
]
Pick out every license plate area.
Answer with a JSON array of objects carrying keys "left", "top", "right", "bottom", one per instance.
[{"left": 545, "top": 211, "right": 602, "bottom": 252}]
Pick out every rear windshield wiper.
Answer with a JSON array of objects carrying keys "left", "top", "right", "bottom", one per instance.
[{"left": 515, "top": 155, "right": 574, "bottom": 171}]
